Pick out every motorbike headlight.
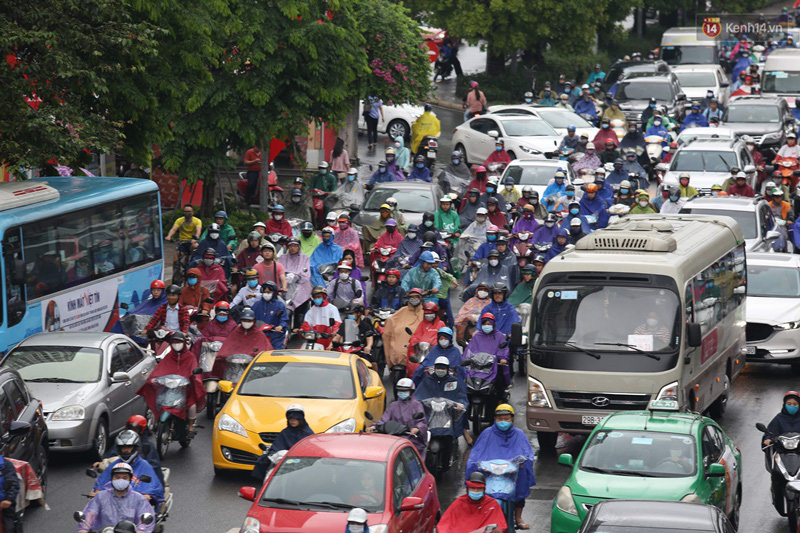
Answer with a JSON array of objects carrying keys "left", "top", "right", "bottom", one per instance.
[
  {"left": 780, "top": 435, "right": 800, "bottom": 450},
  {"left": 528, "top": 376, "right": 551, "bottom": 408},
  {"left": 51, "top": 405, "right": 85, "bottom": 421},
  {"left": 681, "top": 493, "right": 701, "bottom": 503},
  {"left": 218, "top": 414, "right": 248, "bottom": 437},
  {"left": 241, "top": 517, "right": 261, "bottom": 533},
  {"left": 326, "top": 417, "right": 357, "bottom": 433},
  {"left": 776, "top": 321, "right": 800, "bottom": 330},
  {"left": 519, "top": 145, "right": 541, "bottom": 155},
  {"left": 555, "top": 485, "right": 578, "bottom": 515},
  {"left": 655, "top": 381, "right": 679, "bottom": 402}
]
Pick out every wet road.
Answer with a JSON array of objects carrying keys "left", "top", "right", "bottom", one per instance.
[{"left": 23, "top": 337, "right": 799, "bottom": 533}]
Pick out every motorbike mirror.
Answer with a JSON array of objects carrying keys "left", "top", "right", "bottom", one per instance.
[
  {"left": 499, "top": 341, "right": 508, "bottom": 349},
  {"left": 413, "top": 412, "right": 425, "bottom": 420},
  {"left": 204, "top": 297, "right": 215, "bottom": 304},
  {"left": 360, "top": 275, "right": 369, "bottom": 282},
  {"left": 365, "top": 183, "right": 374, "bottom": 191},
  {"left": 756, "top": 422, "right": 768, "bottom": 433},
  {"left": 405, "top": 327, "right": 413, "bottom": 335},
  {"left": 408, "top": 356, "right": 419, "bottom": 364},
  {"left": 139, "top": 475, "right": 152, "bottom": 483},
  {"left": 238, "top": 486, "right": 257, "bottom": 502},
  {"left": 120, "top": 302, "right": 129, "bottom": 310},
  {"left": 364, "top": 411, "right": 374, "bottom": 420},
  {"left": 85, "top": 468, "right": 98, "bottom": 479},
  {"left": 461, "top": 359, "right": 472, "bottom": 366},
  {"left": 74, "top": 511, "right": 86, "bottom": 523},
  {"left": 510, "top": 322, "right": 523, "bottom": 347},
  {"left": 192, "top": 367, "right": 203, "bottom": 375},
  {"left": 140, "top": 513, "right": 155, "bottom": 525}
]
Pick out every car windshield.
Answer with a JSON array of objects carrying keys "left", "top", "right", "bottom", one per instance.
[
  {"left": 660, "top": 45, "right": 716, "bottom": 65},
  {"left": 504, "top": 164, "right": 566, "bottom": 186},
  {"left": 238, "top": 362, "right": 355, "bottom": 399},
  {"left": 615, "top": 82, "right": 674, "bottom": 101},
  {"left": 261, "top": 456, "right": 386, "bottom": 513},
  {"left": 763, "top": 71, "right": 800, "bottom": 93},
  {"left": 500, "top": 119, "right": 557, "bottom": 137},
  {"left": 670, "top": 150, "right": 737, "bottom": 172},
  {"left": 679, "top": 208, "right": 756, "bottom": 239},
  {"left": 535, "top": 110, "right": 592, "bottom": 129},
  {"left": 673, "top": 71, "right": 717, "bottom": 87},
  {"left": 605, "top": 64, "right": 656, "bottom": 85},
  {"left": 3, "top": 346, "right": 103, "bottom": 383},
  {"left": 723, "top": 105, "right": 780, "bottom": 123},
  {"left": 677, "top": 130, "right": 733, "bottom": 146},
  {"left": 747, "top": 265, "right": 800, "bottom": 297},
  {"left": 364, "top": 188, "right": 435, "bottom": 213},
  {"left": 580, "top": 430, "right": 697, "bottom": 477}
]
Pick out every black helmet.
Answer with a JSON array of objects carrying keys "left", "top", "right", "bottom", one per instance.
[
  {"left": 545, "top": 213, "right": 557, "bottom": 224},
  {"left": 342, "top": 302, "right": 365, "bottom": 315},
  {"left": 166, "top": 284, "right": 181, "bottom": 296},
  {"left": 424, "top": 103, "right": 432, "bottom": 112},
  {"left": 170, "top": 331, "right": 187, "bottom": 343},
  {"left": 476, "top": 281, "right": 490, "bottom": 290},
  {"left": 262, "top": 280, "right": 278, "bottom": 293},
  {"left": 422, "top": 211, "right": 435, "bottom": 223},
  {"left": 115, "top": 430, "right": 141, "bottom": 463},
  {"left": 467, "top": 471, "right": 486, "bottom": 485},
  {"left": 301, "top": 221, "right": 314, "bottom": 233},
  {"left": 423, "top": 231, "right": 437, "bottom": 243},
  {"left": 203, "top": 248, "right": 217, "bottom": 257},
  {"left": 492, "top": 282, "right": 508, "bottom": 295}
]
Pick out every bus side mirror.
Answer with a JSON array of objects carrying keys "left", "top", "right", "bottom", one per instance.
[
  {"left": 687, "top": 323, "right": 702, "bottom": 347},
  {"left": 510, "top": 322, "right": 523, "bottom": 347},
  {"left": 12, "top": 259, "right": 25, "bottom": 285}
]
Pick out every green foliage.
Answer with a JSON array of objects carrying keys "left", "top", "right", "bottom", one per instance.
[{"left": 353, "top": 0, "right": 431, "bottom": 104}]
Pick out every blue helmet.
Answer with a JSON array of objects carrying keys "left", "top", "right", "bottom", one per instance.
[
  {"left": 240, "top": 308, "right": 256, "bottom": 321},
  {"left": 214, "top": 210, "right": 228, "bottom": 220},
  {"left": 567, "top": 125, "right": 577, "bottom": 132},
  {"left": 437, "top": 327, "right": 453, "bottom": 338},
  {"left": 420, "top": 251, "right": 436, "bottom": 264},
  {"left": 272, "top": 204, "right": 285, "bottom": 212}
]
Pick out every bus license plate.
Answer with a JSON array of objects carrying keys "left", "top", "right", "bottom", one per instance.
[
  {"left": 745, "top": 346, "right": 756, "bottom": 355},
  {"left": 582, "top": 415, "right": 605, "bottom": 426}
]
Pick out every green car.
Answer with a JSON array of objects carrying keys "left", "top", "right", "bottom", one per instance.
[{"left": 551, "top": 400, "right": 742, "bottom": 533}]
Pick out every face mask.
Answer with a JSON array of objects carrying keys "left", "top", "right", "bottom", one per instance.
[
  {"left": 628, "top": 129, "right": 636, "bottom": 134},
  {"left": 209, "top": 232, "right": 220, "bottom": 240},
  {"left": 711, "top": 191, "right": 719, "bottom": 197},
  {"left": 112, "top": 478, "right": 131, "bottom": 491},
  {"left": 386, "top": 226, "right": 396, "bottom": 233},
  {"left": 247, "top": 280, "right": 258, "bottom": 289},
  {"left": 339, "top": 271, "right": 350, "bottom": 280},
  {"left": 488, "top": 259, "right": 499, "bottom": 267},
  {"left": 649, "top": 103, "right": 655, "bottom": 108},
  {"left": 416, "top": 163, "right": 425, "bottom": 169},
  {"left": 486, "top": 187, "right": 495, "bottom": 194},
  {"left": 291, "top": 196, "right": 302, "bottom": 203},
  {"left": 680, "top": 180, "right": 689, "bottom": 187},
  {"left": 241, "top": 321, "right": 254, "bottom": 330},
  {"left": 349, "top": 526, "right": 365, "bottom": 533},
  {"left": 519, "top": 232, "right": 530, "bottom": 240},
  {"left": 476, "top": 216, "right": 486, "bottom": 223},
  {"left": 387, "top": 156, "right": 395, "bottom": 163},
  {"left": 495, "top": 146, "right": 502, "bottom": 152},
  {"left": 216, "top": 314, "right": 228, "bottom": 323},
  {"left": 346, "top": 314, "right": 356, "bottom": 321},
  {"left": 788, "top": 404, "right": 800, "bottom": 415},
  {"left": 620, "top": 188, "right": 629, "bottom": 195},
  {"left": 171, "top": 343, "right": 185, "bottom": 352},
  {"left": 531, "top": 198, "right": 539, "bottom": 205},
  {"left": 407, "top": 232, "right": 417, "bottom": 240},
  {"left": 496, "top": 420, "right": 512, "bottom": 431},
  {"left": 394, "top": 142, "right": 401, "bottom": 148},
  {"left": 669, "top": 195, "right": 679, "bottom": 202},
  {"left": 424, "top": 221, "right": 433, "bottom": 228},
  {"left": 409, "top": 297, "right": 421, "bottom": 306},
  {"left": 468, "top": 490, "right": 484, "bottom": 501},
  {"left": 203, "top": 258, "right": 214, "bottom": 267},
  {"left": 654, "top": 121, "right": 662, "bottom": 127},
  {"left": 263, "top": 292, "right": 274, "bottom": 301},
  {"left": 524, "top": 98, "right": 533, "bottom": 103},
  {"left": 545, "top": 221, "right": 555, "bottom": 228},
  {"left": 481, "top": 324, "right": 493, "bottom": 334},
  {"left": 380, "top": 167, "right": 387, "bottom": 174},
  {"left": 487, "top": 234, "right": 496, "bottom": 242},
  {"left": 601, "top": 123, "right": 609, "bottom": 129},
  {"left": 570, "top": 208, "right": 579, "bottom": 216},
  {"left": 273, "top": 214, "right": 283, "bottom": 221},
  {"left": 566, "top": 191, "right": 575, "bottom": 198},
  {"left": 639, "top": 200, "right": 649, "bottom": 207},
  {"left": 187, "top": 277, "right": 198, "bottom": 286},
  {"left": 313, "top": 297, "right": 324, "bottom": 306},
  {"left": 438, "top": 338, "right": 450, "bottom": 349},
  {"left": 397, "top": 391, "right": 410, "bottom": 400},
  {"left": 452, "top": 159, "right": 460, "bottom": 165},
  {"left": 422, "top": 312, "right": 437, "bottom": 323},
  {"left": 646, "top": 318, "right": 658, "bottom": 327},
  {"left": 348, "top": 175, "right": 356, "bottom": 182},
  {"left": 565, "top": 89, "right": 571, "bottom": 94}
]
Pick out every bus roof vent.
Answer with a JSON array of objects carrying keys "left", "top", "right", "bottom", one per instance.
[
  {"left": 576, "top": 231, "right": 678, "bottom": 253},
  {"left": 0, "top": 182, "right": 60, "bottom": 212}
]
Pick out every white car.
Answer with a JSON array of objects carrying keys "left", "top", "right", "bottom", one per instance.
[
  {"left": 670, "top": 65, "right": 730, "bottom": 106},
  {"left": 452, "top": 115, "right": 561, "bottom": 165},
  {"left": 500, "top": 159, "right": 574, "bottom": 197},
  {"left": 486, "top": 105, "right": 599, "bottom": 137},
  {"left": 358, "top": 102, "right": 424, "bottom": 140},
  {"left": 745, "top": 253, "right": 800, "bottom": 369},
  {"left": 675, "top": 126, "right": 737, "bottom": 146}
]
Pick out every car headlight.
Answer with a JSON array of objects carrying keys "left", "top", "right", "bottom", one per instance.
[
  {"left": 218, "top": 414, "right": 247, "bottom": 437},
  {"left": 681, "top": 493, "right": 701, "bottom": 503},
  {"left": 776, "top": 321, "right": 800, "bottom": 330},
  {"left": 241, "top": 517, "right": 260, "bottom": 533},
  {"left": 556, "top": 485, "right": 578, "bottom": 515},
  {"left": 519, "top": 145, "right": 541, "bottom": 155},
  {"left": 655, "top": 381, "right": 679, "bottom": 401},
  {"left": 528, "top": 376, "right": 551, "bottom": 408},
  {"left": 326, "top": 417, "right": 357, "bottom": 433},
  {"left": 51, "top": 405, "right": 85, "bottom": 421}
]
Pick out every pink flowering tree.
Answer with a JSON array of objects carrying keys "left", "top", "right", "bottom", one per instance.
[{"left": 355, "top": 0, "right": 430, "bottom": 104}]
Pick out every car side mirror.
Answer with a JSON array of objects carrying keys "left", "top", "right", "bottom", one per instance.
[
  {"left": 510, "top": 322, "right": 523, "bottom": 347},
  {"left": 557, "top": 453, "right": 574, "bottom": 467},
  {"left": 707, "top": 463, "right": 726, "bottom": 477},
  {"left": 119, "top": 302, "right": 129, "bottom": 311},
  {"left": 488, "top": 130, "right": 500, "bottom": 139},
  {"left": 686, "top": 323, "right": 702, "bottom": 347},
  {"left": 365, "top": 184, "right": 374, "bottom": 191},
  {"left": 413, "top": 411, "right": 425, "bottom": 420},
  {"left": 218, "top": 380, "right": 234, "bottom": 394},
  {"left": 364, "top": 385, "right": 384, "bottom": 399},
  {"left": 238, "top": 486, "right": 257, "bottom": 502},
  {"left": 766, "top": 229, "right": 782, "bottom": 241},
  {"left": 399, "top": 496, "right": 424, "bottom": 512},
  {"left": 111, "top": 372, "right": 131, "bottom": 383},
  {"left": 720, "top": 81, "right": 729, "bottom": 88}
]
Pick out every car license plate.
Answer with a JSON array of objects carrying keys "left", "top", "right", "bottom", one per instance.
[
  {"left": 582, "top": 415, "right": 605, "bottom": 426},
  {"left": 428, "top": 151, "right": 436, "bottom": 158},
  {"left": 745, "top": 346, "right": 756, "bottom": 355}
]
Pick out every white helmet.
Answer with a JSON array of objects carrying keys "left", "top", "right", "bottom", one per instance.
[
  {"left": 286, "top": 404, "right": 304, "bottom": 415},
  {"left": 434, "top": 356, "right": 450, "bottom": 366},
  {"left": 347, "top": 168, "right": 358, "bottom": 176},
  {"left": 429, "top": 252, "right": 440, "bottom": 263},
  {"left": 347, "top": 508, "right": 368, "bottom": 524},
  {"left": 397, "top": 378, "right": 415, "bottom": 390},
  {"left": 326, "top": 211, "right": 338, "bottom": 222}
]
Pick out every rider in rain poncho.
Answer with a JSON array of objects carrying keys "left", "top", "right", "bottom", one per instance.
[{"left": 309, "top": 227, "right": 343, "bottom": 288}]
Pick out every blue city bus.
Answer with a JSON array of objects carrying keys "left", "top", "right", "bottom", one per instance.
[{"left": 0, "top": 177, "right": 163, "bottom": 353}]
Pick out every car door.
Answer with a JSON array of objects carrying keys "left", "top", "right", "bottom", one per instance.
[
  {"left": 391, "top": 451, "right": 418, "bottom": 532},
  {"left": 467, "top": 118, "right": 495, "bottom": 163},
  {"left": 700, "top": 425, "right": 726, "bottom": 511},
  {"left": 2, "top": 377, "right": 34, "bottom": 464},
  {"left": 713, "top": 425, "right": 740, "bottom": 516},
  {"left": 401, "top": 446, "right": 437, "bottom": 532},
  {"left": 120, "top": 342, "right": 155, "bottom": 420},
  {"left": 356, "top": 359, "right": 381, "bottom": 419},
  {"left": 106, "top": 342, "right": 134, "bottom": 433}
]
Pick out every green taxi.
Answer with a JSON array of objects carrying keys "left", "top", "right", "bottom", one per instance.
[{"left": 551, "top": 400, "right": 742, "bottom": 533}]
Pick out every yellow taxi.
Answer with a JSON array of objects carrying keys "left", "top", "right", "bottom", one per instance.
[{"left": 212, "top": 350, "right": 386, "bottom": 472}]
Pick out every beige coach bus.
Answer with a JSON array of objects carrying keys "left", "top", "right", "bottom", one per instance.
[{"left": 525, "top": 215, "right": 746, "bottom": 451}]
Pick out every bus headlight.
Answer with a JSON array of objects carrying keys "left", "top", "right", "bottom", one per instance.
[
  {"left": 528, "top": 376, "right": 551, "bottom": 408},
  {"left": 556, "top": 485, "right": 578, "bottom": 515},
  {"left": 655, "top": 381, "right": 679, "bottom": 401}
]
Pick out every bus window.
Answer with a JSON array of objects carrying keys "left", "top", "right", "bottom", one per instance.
[
  {"left": 91, "top": 206, "right": 124, "bottom": 275},
  {"left": 59, "top": 211, "right": 94, "bottom": 287},
  {"left": 23, "top": 223, "right": 63, "bottom": 299},
  {"left": 2, "top": 228, "right": 25, "bottom": 327},
  {"left": 122, "top": 195, "right": 159, "bottom": 266}
]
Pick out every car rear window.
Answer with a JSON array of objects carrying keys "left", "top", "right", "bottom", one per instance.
[
  {"left": 365, "top": 188, "right": 435, "bottom": 213},
  {"left": 670, "top": 150, "right": 737, "bottom": 173},
  {"left": 679, "top": 208, "right": 756, "bottom": 239},
  {"left": 616, "top": 81, "right": 674, "bottom": 101},
  {"left": 504, "top": 165, "right": 566, "bottom": 186}
]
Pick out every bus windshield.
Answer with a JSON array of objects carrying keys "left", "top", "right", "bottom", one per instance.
[
  {"left": 763, "top": 71, "right": 800, "bottom": 93},
  {"left": 533, "top": 285, "right": 680, "bottom": 372}
]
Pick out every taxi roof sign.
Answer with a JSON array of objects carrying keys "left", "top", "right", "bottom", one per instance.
[{"left": 648, "top": 399, "right": 680, "bottom": 412}]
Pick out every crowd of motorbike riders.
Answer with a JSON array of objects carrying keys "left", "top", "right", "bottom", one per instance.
[{"left": 77, "top": 42, "right": 800, "bottom": 532}]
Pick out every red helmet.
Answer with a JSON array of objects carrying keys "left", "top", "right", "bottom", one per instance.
[
  {"left": 150, "top": 280, "right": 165, "bottom": 290},
  {"left": 126, "top": 415, "right": 147, "bottom": 434},
  {"left": 785, "top": 391, "right": 800, "bottom": 403},
  {"left": 407, "top": 288, "right": 423, "bottom": 296},
  {"left": 480, "top": 312, "right": 495, "bottom": 322},
  {"left": 423, "top": 302, "right": 439, "bottom": 313},
  {"left": 386, "top": 269, "right": 400, "bottom": 278},
  {"left": 215, "top": 301, "right": 231, "bottom": 312}
]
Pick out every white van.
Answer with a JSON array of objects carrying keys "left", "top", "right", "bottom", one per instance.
[
  {"left": 762, "top": 48, "right": 800, "bottom": 102},
  {"left": 659, "top": 27, "right": 720, "bottom": 65}
]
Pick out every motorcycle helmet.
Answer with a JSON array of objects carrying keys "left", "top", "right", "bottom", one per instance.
[
  {"left": 467, "top": 471, "right": 486, "bottom": 487},
  {"left": 522, "top": 265, "right": 538, "bottom": 275},
  {"left": 545, "top": 213, "right": 557, "bottom": 224},
  {"left": 262, "top": 280, "right": 278, "bottom": 294},
  {"left": 487, "top": 249, "right": 500, "bottom": 259},
  {"left": 321, "top": 226, "right": 335, "bottom": 236},
  {"left": 215, "top": 301, "right": 231, "bottom": 313},
  {"left": 338, "top": 213, "right": 351, "bottom": 222},
  {"left": 126, "top": 415, "right": 148, "bottom": 434},
  {"left": 240, "top": 308, "right": 256, "bottom": 321},
  {"left": 422, "top": 211, "right": 435, "bottom": 225},
  {"left": 111, "top": 462, "right": 134, "bottom": 477},
  {"left": 301, "top": 221, "right": 314, "bottom": 235},
  {"left": 423, "top": 231, "right": 438, "bottom": 243},
  {"left": 312, "top": 286, "right": 327, "bottom": 296},
  {"left": 286, "top": 404, "right": 305, "bottom": 420},
  {"left": 423, "top": 302, "right": 439, "bottom": 313},
  {"left": 396, "top": 378, "right": 415, "bottom": 391},
  {"left": 495, "top": 403, "right": 515, "bottom": 417},
  {"left": 170, "top": 331, "right": 188, "bottom": 343},
  {"left": 208, "top": 222, "right": 221, "bottom": 236},
  {"left": 166, "top": 284, "right": 181, "bottom": 296},
  {"left": 203, "top": 247, "right": 217, "bottom": 258},
  {"left": 271, "top": 204, "right": 285, "bottom": 213},
  {"left": 480, "top": 312, "right": 496, "bottom": 323},
  {"left": 214, "top": 210, "right": 228, "bottom": 220},
  {"left": 437, "top": 327, "right": 453, "bottom": 338},
  {"left": 386, "top": 197, "right": 399, "bottom": 209},
  {"left": 492, "top": 282, "right": 508, "bottom": 296},
  {"left": 115, "top": 430, "right": 141, "bottom": 463},
  {"left": 348, "top": 508, "right": 368, "bottom": 525},
  {"left": 415, "top": 154, "right": 426, "bottom": 164},
  {"left": 385, "top": 147, "right": 396, "bottom": 156},
  {"left": 150, "top": 280, "right": 165, "bottom": 290},
  {"left": 244, "top": 268, "right": 258, "bottom": 280},
  {"left": 785, "top": 391, "right": 800, "bottom": 404},
  {"left": 247, "top": 231, "right": 262, "bottom": 243}
]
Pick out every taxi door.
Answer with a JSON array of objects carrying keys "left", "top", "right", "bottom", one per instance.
[
  {"left": 700, "top": 424, "right": 729, "bottom": 512},
  {"left": 356, "top": 359, "right": 384, "bottom": 420}
]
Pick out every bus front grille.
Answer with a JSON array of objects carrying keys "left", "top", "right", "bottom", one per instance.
[
  {"left": 552, "top": 391, "right": 651, "bottom": 411},
  {"left": 746, "top": 322, "right": 775, "bottom": 342}
]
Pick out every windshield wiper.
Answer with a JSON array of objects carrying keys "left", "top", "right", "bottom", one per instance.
[
  {"left": 305, "top": 501, "right": 356, "bottom": 510},
  {"left": 261, "top": 498, "right": 304, "bottom": 506},
  {"left": 27, "top": 377, "right": 83, "bottom": 383},
  {"left": 561, "top": 342, "right": 602, "bottom": 359},
  {"left": 594, "top": 342, "right": 661, "bottom": 360},
  {"left": 292, "top": 394, "right": 334, "bottom": 399},
  {"left": 608, "top": 470, "right": 659, "bottom": 477},
  {"left": 581, "top": 465, "right": 614, "bottom": 474},
  {"left": 717, "top": 154, "right": 731, "bottom": 171}
]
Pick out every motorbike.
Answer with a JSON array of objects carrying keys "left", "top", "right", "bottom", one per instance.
[
  {"left": 84, "top": 466, "right": 168, "bottom": 532},
  {"left": 214, "top": 352, "right": 254, "bottom": 413},
  {"left": 146, "top": 328, "right": 174, "bottom": 360},
  {"left": 644, "top": 135, "right": 667, "bottom": 165},
  {"left": 199, "top": 340, "right": 224, "bottom": 420},
  {"left": 237, "top": 163, "right": 283, "bottom": 206},
  {"left": 332, "top": 319, "right": 368, "bottom": 358},
  {"left": 777, "top": 158, "right": 800, "bottom": 186},
  {"left": 478, "top": 456, "right": 528, "bottom": 530},
  {"left": 300, "top": 329, "right": 331, "bottom": 350},
  {"left": 370, "top": 245, "right": 397, "bottom": 290},
  {"left": 532, "top": 241, "right": 552, "bottom": 255},
  {"left": 608, "top": 203, "right": 631, "bottom": 224},
  {"left": 406, "top": 341, "right": 432, "bottom": 379},
  {"left": 419, "top": 137, "right": 439, "bottom": 170},
  {"left": 757, "top": 421, "right": 800, "bottom": 531},
  {"left": 421, "top": 397, "right": 464, "bottom": 481},
  {"left": 317, "top": 262, "right": 338, "bottom": 284},
  {"left": 370, "top": 307, "right": 395, "bottom": 378},
  {"left": 74, "top": 510, "right": 155, "bottom": 533},
  {"left": 463, "top": 352, "right": 507, "bottom": 437},
  {"left": 266, "top": 232, "right": 288, "bottom": 258},
  {"left": 151, "top": 368, "right": 203, "bottom": 459},
  {"left": 118, "top": 304, "right": 152, "bottom": 347},
  {"left": 485, "top": 162, "right": 506, "bottom": 182}
]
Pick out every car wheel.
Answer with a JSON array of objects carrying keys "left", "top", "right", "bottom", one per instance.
[
  {"left": 92, "top": 419, "right": 108, "bottom": 461},
  {"left": 729, "top": 485, "right": 741, "bottom": 529},
  {"left": 387, "top": 119, "right": 409, "bottom": 140},
  {"left": 455, "top": 144, "right": 468, "bottom": 166}
]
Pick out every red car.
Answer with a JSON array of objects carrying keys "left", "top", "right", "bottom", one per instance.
[{"left": 237, "top": 433, "right": 440, "bottom": 532}]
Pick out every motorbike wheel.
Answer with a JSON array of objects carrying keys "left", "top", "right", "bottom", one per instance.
[
  {"left": 376, "top": 346, "right": 386, "bottom": 378},
  {"left": 156, "top": 418, "right": 173, "bottom": 460},
  {"left": 179, "top": 419, "right": 191, "bottom": 448},
  {"left": 471, "top": 403, "right": 484, "bottom": 438},
  {"left": 206, "top": 390, "right": 218, "bottom": 420}
]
